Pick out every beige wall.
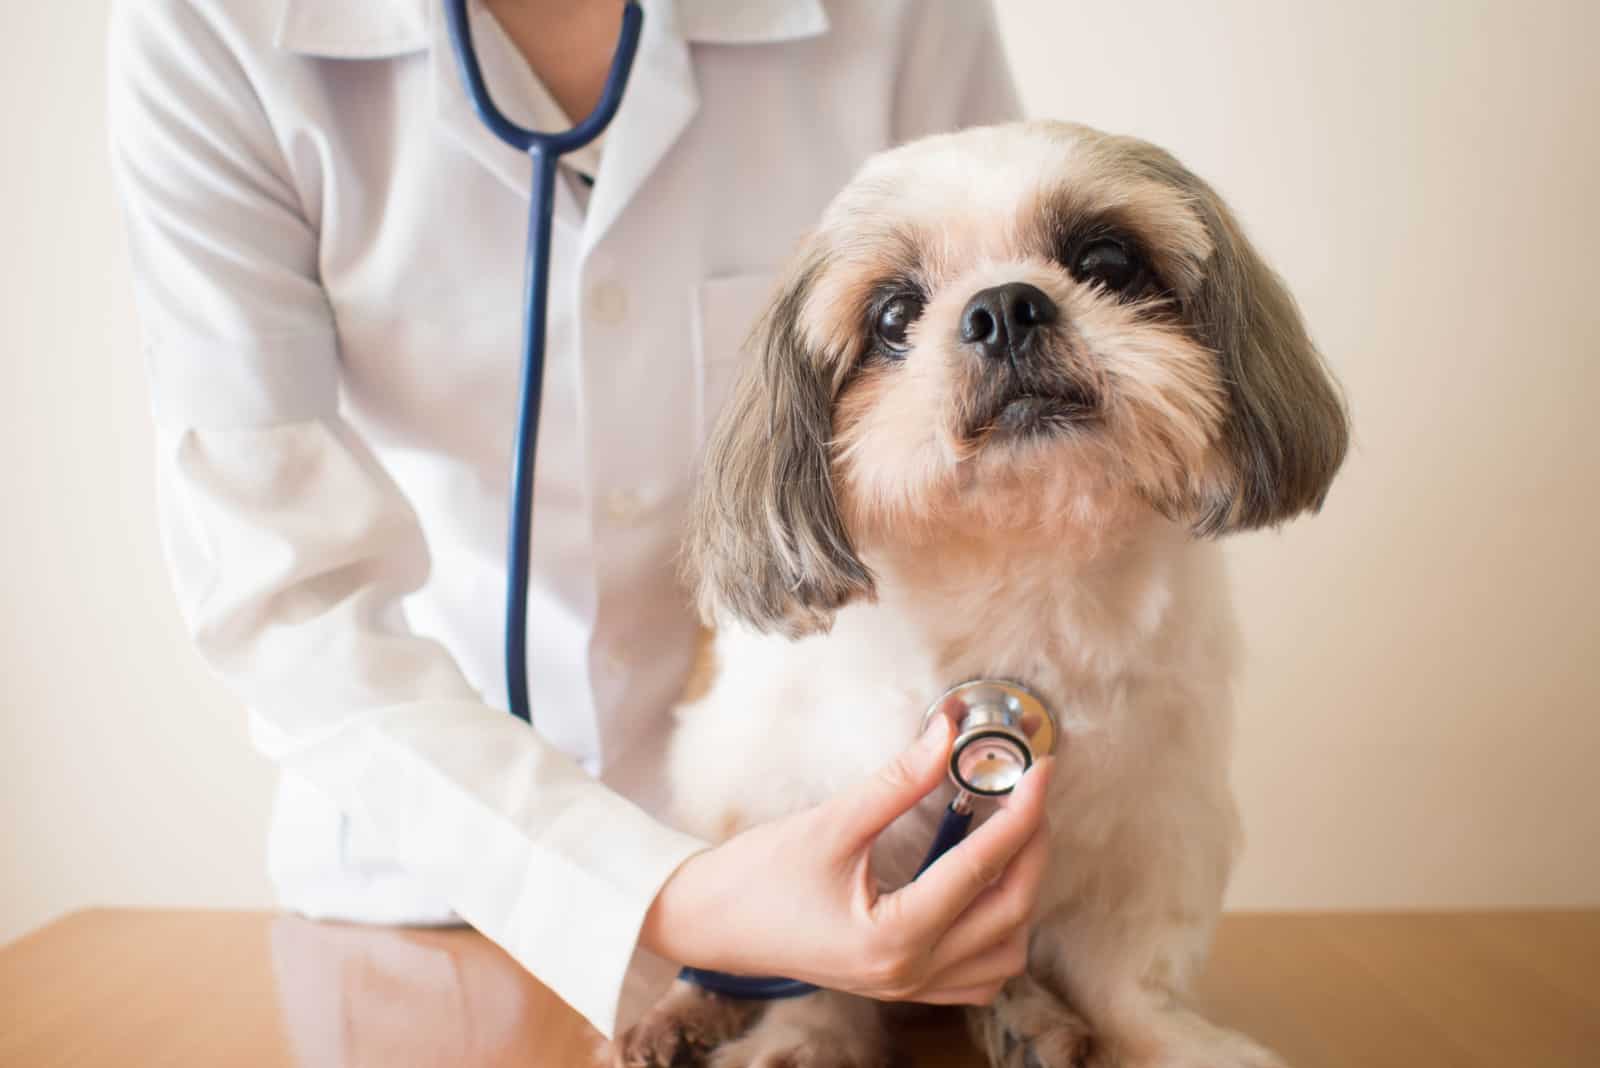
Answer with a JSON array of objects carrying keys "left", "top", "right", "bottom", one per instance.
[{"left": 3, "top": 1, "right": 1596, "bottom": 945}]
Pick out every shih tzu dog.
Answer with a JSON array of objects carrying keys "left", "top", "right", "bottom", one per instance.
[{"left": 627, "top": 120, "right": 1347, "bottom": 1068}]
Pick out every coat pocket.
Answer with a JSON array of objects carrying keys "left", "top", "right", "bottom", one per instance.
[{"left": 691, "top": 270, "right": 777, "bottom": 453}]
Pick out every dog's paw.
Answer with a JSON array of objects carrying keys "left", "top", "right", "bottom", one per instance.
[
  {"left": 706, "top": 992, "right": 887, "bottom": 1068},
  {"left": 610, "top": 981, "right": 758, "bottom": 1068},
  {"left": 707, "top": 1026, "right": 886, "bottom": 1068},
  {"left": 1140, "top": 1033, "right": 1286, "bottom": 1068},
  {"left": 1113, "top": 1008, "right": 1287, "bottom": 1068},
  {"left": 968, "top": 976, "right": 1097, "bottom": 1068}
]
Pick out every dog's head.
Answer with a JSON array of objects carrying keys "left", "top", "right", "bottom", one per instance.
[{"left": 689, "top": 121, "right": 1348, "bottom": 637}]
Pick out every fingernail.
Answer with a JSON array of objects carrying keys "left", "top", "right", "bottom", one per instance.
[{"left": 920, "top": 714, "right": 950, "bottom": 748}]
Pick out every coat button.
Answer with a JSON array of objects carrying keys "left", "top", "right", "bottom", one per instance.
[
  {"left": 604, "top": 488, "right": 642, "bottom": 522},
  {"left": 589, "top": 281, "right": 628, "bottom": 325}
]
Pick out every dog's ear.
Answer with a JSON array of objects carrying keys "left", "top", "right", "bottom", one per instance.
[
  {"left": 1179, "top": 174, "right": 1350, "bottom": 534},
  {"left": 684, "top": 244, "right": 875, "bottom": 637}
]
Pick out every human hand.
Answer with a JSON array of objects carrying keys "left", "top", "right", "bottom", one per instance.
[{"left": 640, "top": 716, "right": 1053, "bottom": 1004}]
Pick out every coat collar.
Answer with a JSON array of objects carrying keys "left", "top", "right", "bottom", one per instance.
[
  {"left": 277, "top": 0, "right": 828, "bottom": 246},
  {"left": 275, "top": 0, "right": 828, "bottom": 58}
]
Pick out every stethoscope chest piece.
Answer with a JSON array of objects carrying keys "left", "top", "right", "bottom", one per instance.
[{"left": 920, "top": 680, "right": 1057, "bottom": 797}]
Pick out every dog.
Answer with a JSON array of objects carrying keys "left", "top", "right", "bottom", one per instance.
[{"left": 626, "top": 119, "right": 1347, "bottom": 1068}]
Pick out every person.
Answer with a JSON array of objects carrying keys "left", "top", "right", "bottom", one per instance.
[{"left": 107, "top": 0, "right": 1050, "bottom": 1040}]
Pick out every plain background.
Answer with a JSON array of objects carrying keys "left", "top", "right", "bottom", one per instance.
[{"left": 3, "top": 0, "right": 1597, "bottom": 945}]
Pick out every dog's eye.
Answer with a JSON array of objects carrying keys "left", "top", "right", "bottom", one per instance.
[
  {"left": 1071, "top": 237, "right": 1147, "bottom": 296},
  {"left": 874, "top": 294, "right": 924, "bottom": 353}
]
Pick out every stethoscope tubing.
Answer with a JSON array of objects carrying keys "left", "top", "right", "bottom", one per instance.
[
  {"left": 444, "top": 2, "right": 1030, "bottom": 1003},
  {"left": 442, "top": 0, "right": 643, "bottom": 724}
]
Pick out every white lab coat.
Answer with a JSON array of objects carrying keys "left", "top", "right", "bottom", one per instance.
[{"left": 107, "top": 0, "right": 1019, "bottom": 1038}]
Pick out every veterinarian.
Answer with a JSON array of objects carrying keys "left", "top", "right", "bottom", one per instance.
[{"left": 108, "top": 0, "right": 1047, "bottom": 1039}]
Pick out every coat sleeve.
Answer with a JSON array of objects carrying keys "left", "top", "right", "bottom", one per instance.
[
  {"left": 106, "top": 0, "right": 705, "bottom": 1038},
  {"left": 890, "top": 0, "right": 1024, "bottom": 141}
]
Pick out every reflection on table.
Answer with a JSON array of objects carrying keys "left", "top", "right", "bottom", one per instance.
[{"left": 2, "top": 909, "right": 1597, "bottom": 1067}]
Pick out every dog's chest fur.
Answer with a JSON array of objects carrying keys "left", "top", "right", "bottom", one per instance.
[{"left": 666, "top": 524, "right": 1238, "bottom": 887}]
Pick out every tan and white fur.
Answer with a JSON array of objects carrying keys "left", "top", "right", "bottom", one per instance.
[{"left": 624, "top": 121, "right": 1347, "bottom": 1068}]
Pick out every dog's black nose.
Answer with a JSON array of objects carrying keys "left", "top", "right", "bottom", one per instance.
[{"left": 959, "top": 283, "right": 1057, "bottom": 360}]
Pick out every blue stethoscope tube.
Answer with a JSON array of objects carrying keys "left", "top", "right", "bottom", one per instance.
[
  {"left": 442, "top": 2, "right": 1030, "bottom": 1004},
  {"left": 442, "top": 0, "right": 643, "bottom": 726}
]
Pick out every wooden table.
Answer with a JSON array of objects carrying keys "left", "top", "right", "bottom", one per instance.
[{"left": 1, "top": 909, "right": 1595, "bottom": 1066}]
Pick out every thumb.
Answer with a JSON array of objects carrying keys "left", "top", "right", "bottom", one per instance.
[{"left": 830, "top": 714, "right": 952, "bottom": 855}]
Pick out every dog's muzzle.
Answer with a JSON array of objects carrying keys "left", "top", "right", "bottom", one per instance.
[{"left": 957, "top": 285, "right": 1099, "bottom": 439}]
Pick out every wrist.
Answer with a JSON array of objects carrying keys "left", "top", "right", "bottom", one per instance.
[{"left": 638, "top": 846, "right": 721, "bottom": 968}]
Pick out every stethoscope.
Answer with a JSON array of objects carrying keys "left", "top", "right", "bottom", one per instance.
[
  {"left": 680, "top": 680, "right": 1060, "bottom": 999},
  {"left": 442, "top": 0, "right": 1059, "bottom": 1001}
]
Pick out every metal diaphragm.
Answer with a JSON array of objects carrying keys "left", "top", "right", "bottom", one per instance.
[{"left": 921, "top": 680, "right": 1058, "bottom": 797}]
